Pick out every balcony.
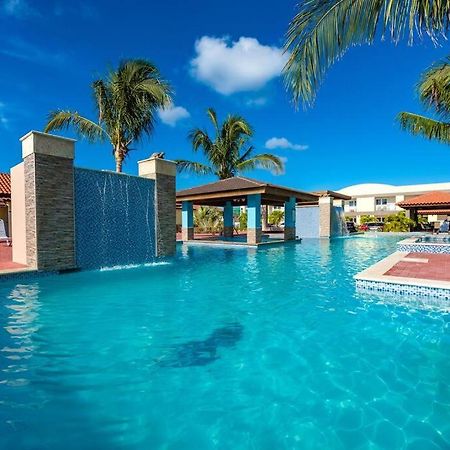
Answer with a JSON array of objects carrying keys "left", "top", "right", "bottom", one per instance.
[{"left": 375, "top": 203, "right": 397, "bottom": 212}]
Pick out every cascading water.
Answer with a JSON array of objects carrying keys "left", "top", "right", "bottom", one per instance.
[
  {"left": 296, "top": 206, "right": 320, "bottom": 238},
  {"left": 74, "top": 168, "right": 156, "bottom": 270},
  {"left": 331, "top": 205, "right": 349, "bottom": 237}
]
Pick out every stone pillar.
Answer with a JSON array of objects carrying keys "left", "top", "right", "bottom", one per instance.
[
  {"left": 19, "top": 131, "right": 76, "bottom": 271},
  {"left": 284, "top": 196, "right": 296, "bottom": 241},
  {"left": 181, "top": 201, "right": 194, "bottom": 241},
  {"left": 247, "top": 194, "right": 261, "bottom": 244},
  {"left": 319, "top": 196, "right": 333, "bottom": 239},
  {"left": 138, "top": 156, "right": 177, "bottom": 256},
  {"left": 223, "top": 201, "right": 233, "bottom": 237}
]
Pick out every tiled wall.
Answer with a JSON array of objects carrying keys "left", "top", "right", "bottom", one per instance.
[
  {"left": 74, "top": 168, "right": 156, "bottom": 269},
  {"left": 296, "top": 206, "right": 319, "bottom": 238},
  {"left": 356, "top": 279, "right": 450, "bottom": 300},
  {"left": 397, "top": 243, "right": 450, "bottom": 254}
]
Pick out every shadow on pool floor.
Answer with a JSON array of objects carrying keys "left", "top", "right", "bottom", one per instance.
[{"left": 156, "top": 322, "right": 244, "bottom": 368}]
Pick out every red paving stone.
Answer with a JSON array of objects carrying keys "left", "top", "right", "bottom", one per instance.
[
  {"left": 0, "top": 243, "right": 27, "bottom": 270},
  {"left": 385, "top": 252, "right": 450, "bottom": 282}
]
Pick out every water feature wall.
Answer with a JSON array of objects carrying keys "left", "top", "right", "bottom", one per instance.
[
  {"left": 296, "top": 205, "right": 348, "bottom": 238},
  {"left": 74, "top": 168, "right": 156, "bottom": 269},
  {"left": 296, "top": 206, "right": 320, "bottom": 238},
  {"left": 331, "top": 206, "right": 349, "bottom": 237}
]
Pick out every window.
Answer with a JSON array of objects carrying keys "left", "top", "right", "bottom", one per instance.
[
  {"left": 348, "top": 200, "right": 357, "bottom": 207},
  {"left": 376, "top": 198, "right": 388, "bottom": 206}
]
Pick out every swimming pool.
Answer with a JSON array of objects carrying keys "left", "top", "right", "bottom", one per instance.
[{"left": 1, "top": 235, "right": 449, "bottom": 449}]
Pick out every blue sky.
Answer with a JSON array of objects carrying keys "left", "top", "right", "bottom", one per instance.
[{"left": 0, "top": 0, "right": 449, "bottom": 191}]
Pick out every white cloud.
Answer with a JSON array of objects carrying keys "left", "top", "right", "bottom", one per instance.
[
  {"left": 0, "top": 38, "right": 65, "bottom": 66},
  {"left": 190, "top": 36, "right": 288, "bottom": 95},
  {"left": 158, "top": 103, "right": 190, "bottom": 127},
  {"left": 265, "top": 137, "right": 308, "bottom": 151},
  {"left": 53, "top": 2, "right": 98, "bottom": 19},
  {"left": 0, "top": 102, "right": 9, "bottom": 129},
  {"left": 2, "top": 0, "right": 38, "bottom": 17},
  {"left": 245, "top": 96, "right": 267, "bottom": 107}
]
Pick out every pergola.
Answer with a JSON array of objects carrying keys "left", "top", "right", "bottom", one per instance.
[
  {"left": 397, "top": 191, "right": 450, "bottom": 221},
  {"left": 176, "top": 176, "right": 319, "bottom": 244}
]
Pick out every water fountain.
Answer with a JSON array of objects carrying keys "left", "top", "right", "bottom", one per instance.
[
  {"left": 74, "top": 168, "right": 156, "bottom": 269},
  {"left": 331, "top": 205, "right": 349, "bottom": 237}
]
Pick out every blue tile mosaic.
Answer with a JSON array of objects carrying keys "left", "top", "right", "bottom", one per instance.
[
  {"left": 0, "top": 270, "right": 58, "bottom": 282},
  {"left": 397, "top": 242, "right": 450, "bottom": 254},
  {"left": 296, "top": 206, "right": 319, "bottom": 238},
  {"left": 356, "top": 279, "right": 450, "bottom": 300},
  {"left": 74, "top": 168, "right": 156, "bottom": 270}
]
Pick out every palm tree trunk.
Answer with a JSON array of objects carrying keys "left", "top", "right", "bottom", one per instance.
[{"left": 114, "top": 146, "right": 124, "bottom": 173}]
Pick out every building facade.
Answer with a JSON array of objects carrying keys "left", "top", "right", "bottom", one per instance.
[
  {"left": 338, "top": 182, "right": 450, "bottom": 224},
  {"left": 0, "top": 173, "right": 11, "bottom": 235}
]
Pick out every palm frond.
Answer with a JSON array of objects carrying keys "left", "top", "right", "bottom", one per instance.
[
  {"left": 188, "top": 129, "right": 215, "bottom": 155},
  {"left": 108, "top": 59, "right": 172, "bottom": 143},
  {"left": 174, "top": 160, "right": 213, "bottom": 175},
  {"left": 417, "top": 58, "right": 450, "bottom": 117},
  {"left": 206, "top": 108, "right": 220, "bottom": 134},
  {"left": 44, "top": 110, "right": 109, "bottom": 142},
  {"left": 284, "top": 0, "right": 450, "bottom": 106},
  {"left": 398, "top": 112, "right": 450, "bottom": 143},
  {"left": 237, "top": 154, "right": 285, "bottom": 174},
  {"left": 92, "top": 80, "right": 111, "bottom": 123}
]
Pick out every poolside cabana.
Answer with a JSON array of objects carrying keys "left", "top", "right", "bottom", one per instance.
[
  {"left": 176, "top": 177, "right": 318, "bottom": 245},
  {"left": 397, "top": 191, "right": 450, "bottom": 222}
]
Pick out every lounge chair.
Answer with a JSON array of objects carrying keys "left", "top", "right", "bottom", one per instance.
[
  {"left": 439, "top": 220, "right": 449, "bottom": 234},
  {"left": 0, "top": 219, "right": 10, "bottom": 246}
]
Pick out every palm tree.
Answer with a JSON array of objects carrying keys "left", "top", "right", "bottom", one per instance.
[
  {"left": 44, "top": 59, "right": 172, "bottom": 172},
  {"left": 176, "top": 108, "right": 284, "bottom": 179},
  {"left": 398, "top": 57, "right": 450, "bottom": 143},
  {"left": 194, "top": 206, "right": 223, "bottom": 234},
  {"left": 284, "top": 0, "right": 450, "bottom": 106}
]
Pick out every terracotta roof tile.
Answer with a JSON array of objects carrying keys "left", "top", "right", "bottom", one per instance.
[
  {"left": 0, "top": 173, "right": 11, "bottom": 196},
  {"left": 398, "top": 191, "right": 450, "bottom": 207}
]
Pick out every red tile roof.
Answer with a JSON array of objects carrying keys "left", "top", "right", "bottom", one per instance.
[
  {"left": 0, "top": 173, "right": 10, "bottom": 197},
  {"left": 398, "top": 191, "right": 450, "bottom": 208}
]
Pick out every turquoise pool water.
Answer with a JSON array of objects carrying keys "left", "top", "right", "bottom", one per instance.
[{"left": 1, "top": 235, "right": 449, "bottom": 449}]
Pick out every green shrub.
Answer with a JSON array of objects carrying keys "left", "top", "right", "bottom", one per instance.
[
  {"left": 268, "top": 210, "right": 284, "bottom": 226},
  {"left": 239, "top": 211, "right": 247, "bottom": 231},
  {"left": 383, "top": 212, "right": 415, "bottom": 232}
]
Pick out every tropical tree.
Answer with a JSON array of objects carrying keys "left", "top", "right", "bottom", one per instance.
[
  {"left": 194, "top": 206, "right": 223, "bottom": 234},
  {"left": 398, "top": 57, "right": 450, "bottom": 143},
  {"left": 44, "top": 59, "right": 172, "bottom": 172},
  {"left": 176, "top": 108, "right": 284, "bottom": 179},
  {"left": 239, "top": 211, "right": 248, "bottom": 231},
  {"left": 360, "top": 214, "right": 377, "bottom": 224},
  {"left": 383, "top": 212, "right": 415, "bottom": 232},
  {"left": 268, "top": 209, "right": 284, "bottom": 226},
  {"left": 284, "top": 0, "right": 450, "bottom": 106}
]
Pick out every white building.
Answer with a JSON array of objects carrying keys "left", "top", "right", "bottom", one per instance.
[{"left": 337, "top": 182, "right": 450, "bottom": 224}]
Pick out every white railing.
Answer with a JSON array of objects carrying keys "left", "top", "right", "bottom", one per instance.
[{"left": 375, "top": 203, "right": 397, "bottom": 212}]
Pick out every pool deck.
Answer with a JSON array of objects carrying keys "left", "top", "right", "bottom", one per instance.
[
  {"left": 355, "top": 251, "right": 450, "bottom": 296},
  {"left": 0, "top": 243, "right": 35, "bottom": 278}
]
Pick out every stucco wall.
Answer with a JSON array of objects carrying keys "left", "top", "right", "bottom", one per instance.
[{"left": 11, "top": 162, "right": 26, "bottom": 265}]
